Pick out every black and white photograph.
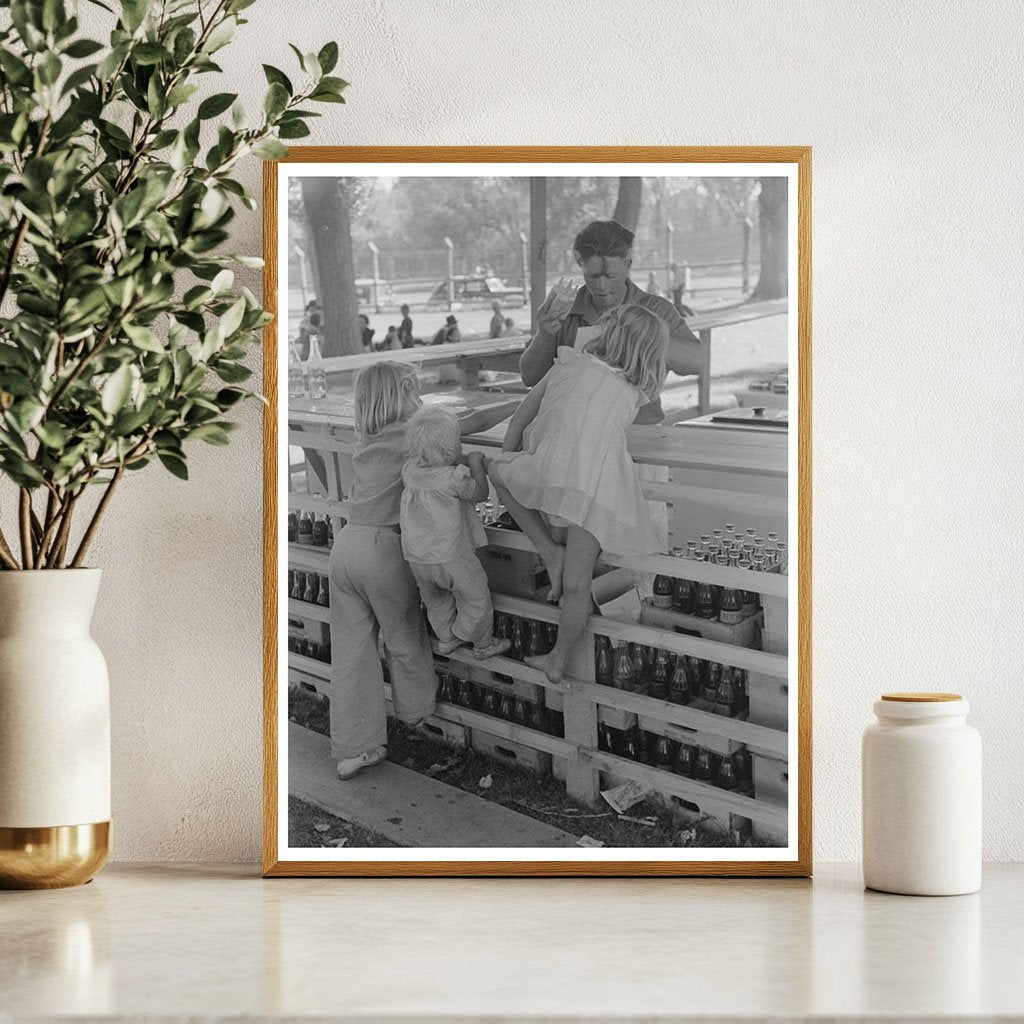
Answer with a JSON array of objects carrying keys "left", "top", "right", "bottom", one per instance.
[{"left": 271, "top": 151, "right": 809, "bottom": 873}]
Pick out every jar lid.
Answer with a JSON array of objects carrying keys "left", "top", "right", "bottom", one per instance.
[{"left": 881, "top": 692, "right": 961, "bottom": 702}]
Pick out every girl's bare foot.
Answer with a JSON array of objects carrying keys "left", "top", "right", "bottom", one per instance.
[
  {"left": 543, "top": 544, "right": 566, "bottom": 603},
  {"left": 524, "top": 652, "right": 564, "bottom": 684}
]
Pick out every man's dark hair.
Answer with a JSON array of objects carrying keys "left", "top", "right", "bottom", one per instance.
[{"left": 572, "top": 220, "right": 635, "bottom": 262}]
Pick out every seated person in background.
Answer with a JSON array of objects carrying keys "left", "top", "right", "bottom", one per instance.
[
  {"left": 359, "top": 313, "right": 375, "bottom": 352},
  {"left": 489, "top": 301, "right": 503, "bottom": 339},
  {"left": 398, "top": 304, "right": 415, "bottom": 347},
  {"left": 383, "top": 325, "right": 403, "bottom": 351},
  {"left": 430, "top": 314, "right": 461, "bottom": 346},
  {"left": 400, "top": 406, "right": 512, "bottom": 661},
  {"left": 500, "top": 316, "right": 518, "bottom": 337}
]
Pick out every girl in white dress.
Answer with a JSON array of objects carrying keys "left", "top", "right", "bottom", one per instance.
[{"left": 488, "top": 304, "right": 668, "bottom": 682}]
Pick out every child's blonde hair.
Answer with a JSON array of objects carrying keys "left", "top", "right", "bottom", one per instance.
[
  {"left": 403, "top": 405, "right": 462, "bottom": 468},
  {"left": 583, "top": 304, "right": 668, "bottom": 401},
  {"left": 353, "top": 361, "right": 421, "bottom": 437}
]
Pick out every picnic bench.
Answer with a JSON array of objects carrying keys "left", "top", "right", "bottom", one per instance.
[{"left": 315, "top": 298, "right": 789, "bottom": 415}]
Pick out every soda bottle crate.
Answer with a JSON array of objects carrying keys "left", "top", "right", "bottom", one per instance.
[
  {"left": 669, "top": 791, "right": 749, "bottom": 840},
  {"left": 751, "top": 752, "right": 789, "bottom": 847},
  {"left": 417, "top": 713, "right": 471, "bottom": 751},
  {"left": 433, "top": 652, "right": 544, "bottom": 703},
  {"left": 637, "top": 707, "right": 747, "bottom": 758},
  {"left": 640, "top": 600, "right": 763, "bottom": 648},
  {"left": 478, "top": 545, "right": 550, "bottom": 599},
  {"left": 746, "top": 671, "right": 788, "bottom": 731},
  {"left": 470, "top": 727, "right": 552, "bottom": 776},
  {"left": 287, "top": 614, "right": 330, "bottom": 646}
]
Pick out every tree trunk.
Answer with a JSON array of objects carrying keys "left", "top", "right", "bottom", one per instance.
[
  {"left": 612, "top": 177, "right": 643, "bottom": 233},
  {"left": 299, "top": 177, "right": 361, "bottom": 356},
  {"left": 750, "top": 177, "right": 788, "bottom": 301}
]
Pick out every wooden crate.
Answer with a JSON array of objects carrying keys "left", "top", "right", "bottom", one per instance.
[
  {"left": 751, "top": 752, "right": 789, "bottom": 847},
  {"left": 746, "top": 671, "right": 788, "bottom": 731},
  {"left": 478, "top": 545, "right": 549, "bottom": 599},
  {"left": 641, "top": 601, "right": 763, "bottom": 647},
  {"left": 761, "top": 593, "right": 788, "bottom": 654},
  {"left": 417, "top": 714, "right": 471, "bottom": 750},
  {"left": 471, "top": 727, "right": 552, "bottom": 776},
  {"left": 637, "top": 713, "right": 745, "bottom": 758}
]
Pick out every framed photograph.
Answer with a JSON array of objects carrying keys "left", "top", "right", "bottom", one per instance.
[{"left": 263, "top": 147, "right": 811, "bottom": 876}]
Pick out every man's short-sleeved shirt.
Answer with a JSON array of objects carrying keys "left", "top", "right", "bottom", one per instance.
[
  {"left": 550, "top": 278, "right": 700, "bottom": 422},
  {"left": 400, "top": 463, "right": 487, "bottom": 564}
]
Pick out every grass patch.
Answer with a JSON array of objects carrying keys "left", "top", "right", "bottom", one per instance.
[{"left": 288, "top": 794, "right": 400, "bottom": 849}]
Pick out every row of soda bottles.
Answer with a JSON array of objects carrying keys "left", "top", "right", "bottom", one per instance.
[
  {"left": 288, "top": 509, "right": 334, "bottom": 548},
  {"left": 651, "top": 526, "right": 788, "bottom": 623},
  {"left": 287, "top": 634, "right": 331, "bottom": 663},
  {"left": 433, "top": 667, "right": 752, "bottom": 795},
  {"left": 595, "top": 635, "right": 747, "bottom": 718},
  {"left": 289, "top": 570, "right": 330, "bottom": 608},
  {"left": 288, "top": 331, "right": 328, "bottom": 400}
]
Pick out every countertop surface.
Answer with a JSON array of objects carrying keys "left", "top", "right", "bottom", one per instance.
[{"left": 2, "top": 862, "right": 1021, "bottom": 1022}]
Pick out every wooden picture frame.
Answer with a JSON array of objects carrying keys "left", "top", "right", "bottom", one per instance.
[{"left": 263, "top": 147, "right": 812, "bottom": 877}]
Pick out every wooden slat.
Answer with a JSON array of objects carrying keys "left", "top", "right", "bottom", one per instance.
[
  {"left": 287, "top": 493, "right": 349, "bottom": 516},
  {"left": 640, "top": 480, "right": 788, "bottom": 518},
  {"left": 287, "top": 429, "right": 361, "bottom": 454},
  {"left": 320, "top": 335, "right": 530, "bottom": 375},
  {"left": 431, "top": 702, "right": 577, "bottom": 760},
  {"left": 288, "top": 598, "right": 329, "bottom": 623},
  {"left": 288, "top": 542, "right": 330, "bottom": 571},
  {"left": 581, "top": 748, "right": 788, "bottom": 831},
  {"left": 290, "top": 652, "right": 329, "bottom": 679},
  {"left": 687, "top": 298, "right": 788, "bottom": 332}
]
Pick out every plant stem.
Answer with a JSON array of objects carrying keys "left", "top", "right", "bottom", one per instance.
[
  {"left": 18, "top": 489, "right": 34, "bottom": 569},
  {"left": 45, "top": 492, "right": 79, "bottom": 569},
  {"left": 0, "top": 527, "right": 19, "bottom": 570},
  {"left": 70, "top": 466, "right": 124, "bottom": 568}
]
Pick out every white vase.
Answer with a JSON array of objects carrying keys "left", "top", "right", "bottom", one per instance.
[
  {"left": 862, "top": 692, "right": 982, "bottom": 896},
  {"left": 0, "top": 569, "right": 111, "bottom": 888}
]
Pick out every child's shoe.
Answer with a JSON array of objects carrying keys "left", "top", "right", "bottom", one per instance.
[
  {"left": 435, "top": 636, "right": 464, "bottom": 655},
  {"left": 336, "top": 745, "right": 387, "bottom": 780},
  {"left": 471, "top": 636, "right": 512, "bottom": 661}
]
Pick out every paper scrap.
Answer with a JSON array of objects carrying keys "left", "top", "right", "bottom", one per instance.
[
  {"left": 576, "top": 835, "right": 604, "bottom": 848},
  {"left": 478, "top": 773, "right": 493, "bottom": 790},
  {"left": 600, "top": 780, "right": 651, "bottom": 815}
]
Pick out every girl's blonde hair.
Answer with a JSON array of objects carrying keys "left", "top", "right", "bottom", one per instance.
[
  {"left": 583, "top": 304, "right": 668, "bottom": 401},
  {"left": 403, "top": 405, "right": 462, "bottom": 468},
  {"left": 353, "top": 361, "right": 421, "bottom": 437}
]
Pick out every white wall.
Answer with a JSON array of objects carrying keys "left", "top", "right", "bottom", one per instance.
[{"left": 66, "top": 0, "right": 1024, "bottom": 862}]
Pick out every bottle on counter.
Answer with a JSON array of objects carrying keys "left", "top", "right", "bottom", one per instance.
[
  {"left": 288, "top": 341, "right": 306, "bottom": 399},
  {"left": 317, "top": 574, "right": 330, "bottom": 607},
  {"left": 312, "top": 510, "right": 329, "bottom": 547},
  {"left": 696, "top": 579, "right": 718, "bottom": 620},
  {"left": 302, "top": 571, "right": 318, "bottom": 604},
  {"left": 631, "top": 643, "right": 651, "bottom": 697},
  {"left": 306, "top": 329, "right": 327, "bottom": 400},
  {"left": 297, "top": 510, "right": 313, "bottom": 546},
  {"left": 704, "top": 662, "right": 722, "bottom": 703},
  {"left": 669, "top": 656, "right": 692, "bottom": 705}
]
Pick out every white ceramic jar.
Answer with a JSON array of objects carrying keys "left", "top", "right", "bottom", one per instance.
[{"left": 862, "top": 693, "right": 981, "bottom": 896}]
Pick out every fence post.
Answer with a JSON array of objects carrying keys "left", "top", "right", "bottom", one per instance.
[
  {"left": 367, "top": 240, "right": 381, "bottom": 313},
  {"left": 443, "top": 236, "right": 455, "bottom": 310},
  {"left": 666, "top": 220, "right": 674, "bottom": 293},
  {"left": 742, "top": 217, "right": 752, "bottom": 295},
  {"left": 529, "top": 177, "right": 547, "bottom": 331},
  {"left": 683, "top": 261, "right": 691, "bottom": 296},
  {"left": 519, "top": 230, "right": 529, "bottom": 307}
]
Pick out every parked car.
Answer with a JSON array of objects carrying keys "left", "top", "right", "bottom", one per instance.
[{"left": 429, "top": 274, "right": 525, "bottom": 304}]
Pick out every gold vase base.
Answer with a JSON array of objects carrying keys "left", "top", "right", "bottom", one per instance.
[{"left": 0, "top": 821, "right": 111, "bottom": 889}]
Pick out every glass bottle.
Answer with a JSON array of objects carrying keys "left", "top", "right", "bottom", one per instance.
[
  {"left": 529, "top": 701, "right": 547, "bottom": 733},
  {"left": 543, "top": 621, "right": 558, "bottom": 651},
  {"left": 733, "top": 748, "right": 754, "bottom": 795},
  {"left": 289, "top": 570, "right": 302, "bottom": 601},
  {"left": 438, "top": 673, "right": 455, "bottom": 704},
  {"left": 306, "top": 330, "right": 327, "bottom": 399},
  {"left": 650, "top": 647, "right": 671, "bottom": 701},
  {"left": 637, "top": 729, "right": 654, "bottom": 765},
  {"left": 738, "top": 559, "right": 758, "bottom": 617},
  {"left": 669, "top": 656, "right": 692, "bottom": 705},
  {"left": 685, "top": 540, "right": 698, "bottom": 560},
  {"left": 673, "top": 743, "right": 698, "bottom": 777},
  {"left": 498, "top": 693, "right": 514, "bottom": 721},
  {"left": 623, "top": 727, "right": 641, "bottom": 761},
  {"left": 480, "top": 687, "right": 498, "bottom": 717},
  {"left": 525, "top": 619, "right": 546, "bottom": 658},
  {"left": 287, "top": 511, "right": 298, "bottom": 543},
  {"left": 317, "top": 573, "right": 330, "bottom": 607},
  {"left": 599, "top": 722, "right": 619, "bottom": 755},
  {"left": 595, "top": 635, "right": 614, "bottom": 686},
  {"left": 716, "top": 755, "right": 739, "bottom": 791},
  {"left": 513, "top": 697, "right": 528, "bottom": 725},
  {"left": 696, "top": 579, "right": 718, "bottom": 620},
  {"left": 302, "top": 571, "right": 318, "bottom": 604},
  {"left": 631, "top": 643, "right": 651, "bottom": 697},
  {"left": 288, "top": 341, "right": 306, "bottom": 399},
  {"left": 508, "top": 617, "right": 524, "bottom": 660},
  {"left": 611, "top": 641, "right": 635, "bottom": 692},
  {"left": 714, "top": 667, "right": 737, "bottom": 717},
  {"left": 652, "top": 572, "right": 673, "bottom": 609},
  {"left": 653, "top": 734, "right": 675, "bottom": 768},
  {"left": 704, "top": 662, "right": 722, "bottom": 702},
  {"left": 718, "top": 582, "right": 744, "bottom": 625},
  {"left": 673, "top": 574, "right": 695, "bottom": 614},
  {"left": 312, "top": 509, "right": 329, "bottom": 547},
  {"left": 297, "top": 510, "right": 313, "bottom": 546},
  {"left": 696, "top": 747, "right": 716, "bottom": 783}
]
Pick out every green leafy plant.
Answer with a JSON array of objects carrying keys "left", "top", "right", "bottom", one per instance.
[{"left": 0, "top": 0, "right": 345, "bottom": 569}]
